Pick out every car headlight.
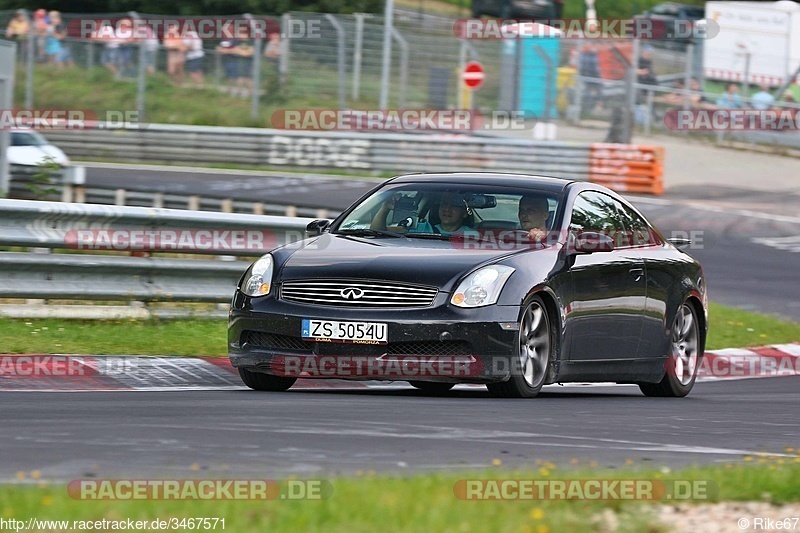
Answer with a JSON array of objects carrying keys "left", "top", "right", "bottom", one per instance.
[
  {"left": 451, "top": 265, "right": 515, "bottom": 308},
  {"left": 241, "top": 254, "right": 274, "bottom": 297}
]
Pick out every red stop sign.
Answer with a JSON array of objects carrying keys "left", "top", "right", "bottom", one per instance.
[{"left": 462, "top": 61, "right": 485, "bottom": 90}]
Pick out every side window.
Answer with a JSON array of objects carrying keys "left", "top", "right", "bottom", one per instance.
[
  {"left": 569, "top": 192, "right": 626, "bottom": 246},
  {"left": 613, "top": 200, "right": 660, "bottom": 247}
]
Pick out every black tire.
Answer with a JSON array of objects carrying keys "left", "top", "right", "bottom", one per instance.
[
  {"left": 638, "top": 301, "right": 701, "bottom": 398},
  {"left": 408, "top": 381, "right": 455, "bottom": 393},
  {"left": 487, "top": 294, "right": 554, "bottom": 398},
  {"left": 238, "top": 367, "right": 296, "bottom": 392}
]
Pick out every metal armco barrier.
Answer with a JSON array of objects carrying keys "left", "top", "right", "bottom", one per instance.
[
  {"left": 0, "top": 199, "right": 313, "bottom": 303},
  {"left": 0, "top": 252, "right": 246, "bottom": 302},
  {"left": 42, "top": 124, "right": 664, "bottom": 194}
]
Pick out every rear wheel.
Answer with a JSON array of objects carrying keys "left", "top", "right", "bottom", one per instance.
[
  {"left": 639, "top": 302, "right": 701, "bottom": 397},
  {"left": 238, "top": 367, "right": 296, "bottom": 392},
  {"left": 408, "top": 381, "right": 455, "bottom": 393},
  {"left": 487, "top": 295, "right": 553, "bottom": 398}
]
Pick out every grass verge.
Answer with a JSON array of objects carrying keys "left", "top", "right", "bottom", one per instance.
[
  {"left": 0, "top": 302, "right": 797, "bottom": 356},
  {"left": 2, "top": 462, "right": 799, "bottom": 532}
]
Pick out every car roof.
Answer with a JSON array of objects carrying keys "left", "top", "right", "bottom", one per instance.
[{"left": 388, "top": 172, "right": 575, "bottom": 194}]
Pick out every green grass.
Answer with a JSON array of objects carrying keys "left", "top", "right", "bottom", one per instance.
[
  {"left": 0, "top": 302, "right": 797, "bottom": 356},
  {"left": 0, "top": 317, "right": 226, "bottom": 356},
  {"left": 2, "top": 462, "right": 800, "bottom": 532},
  {"left": 706, "top": 302, "right": 800, "bottom": 350}
]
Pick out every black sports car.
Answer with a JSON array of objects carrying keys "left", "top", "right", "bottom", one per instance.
[{"left": 229, "top": 173, "right": 707, "bottom": 398}]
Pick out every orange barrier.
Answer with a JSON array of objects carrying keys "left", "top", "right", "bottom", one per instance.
[{"left": 588, "top": 143, "right": 664, "bottom": 195}]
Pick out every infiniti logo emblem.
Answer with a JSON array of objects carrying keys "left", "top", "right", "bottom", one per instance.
[{"left": 340, "top": 287, "right": 364, "bottom": 300}]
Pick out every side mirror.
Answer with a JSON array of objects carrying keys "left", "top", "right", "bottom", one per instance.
[
  {"left": 306, "top": 219, "right": 330, "bottom": 236},
  {"left": 573, "top": 232, "right": 615, "bottom": 254},
  {"left": 667, "top": 237, "right": 692, "bottom": 248}
]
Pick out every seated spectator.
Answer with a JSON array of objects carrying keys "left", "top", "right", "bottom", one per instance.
[
  {"left": 750, "top": 84, "right": 775, "bottom": 110},
  {"left": 716, "top": 83, "right": 742, "bottom": 108},
  {"left": 688, "top": 79, "right": 715, "bottom": 108}
]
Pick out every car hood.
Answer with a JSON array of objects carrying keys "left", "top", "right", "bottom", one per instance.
[
  {"left": 275, "top": 233, "right": 516, "bottom": 289},
  {"left": 7, "top": 145, "right": 70, "bottom": 166}
]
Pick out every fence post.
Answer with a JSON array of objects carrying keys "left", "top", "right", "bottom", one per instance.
[
  {"left": 352, "top": 13, "right": 365, "bottom": 101},
  {"left": 379, "top": 0, "right": 395, "bottom": 109},
  {"left": 531, "top": 44, "right": 554, "bottom": 123},
  {"left": 325, "top": 14, "right": 346, "bottom": 111},
  {"left": 391, "top": 28, "right": 408, "bottom": 109},
  {"left": 624, "top": 39, "right": 639, "bottom": 144},
  {"left": 130, "top": 12, "right": 146, "bottom": 121},
  {"left": 279, "top": 14, "right": 291, "bottom": 90},
  {"left": 683, "top": 43, "right": 694, "bottom": 111},
  {"left": 244, "top": 14, "right": 263, "bottom": 121},
  {"left": 25, "top": 10, "right": 34, "bottom": 109}
]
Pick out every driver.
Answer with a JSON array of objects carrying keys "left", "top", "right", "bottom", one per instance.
[
  {"left": 518, "top": 195, "right": 551, "bottom": 240},
  {"left": 372, "top": 192, "right": 478, "bottom": 236}
]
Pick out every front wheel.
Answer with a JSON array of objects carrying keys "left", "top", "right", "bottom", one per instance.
[
  {"left": 487, "top": 295, "right": 553, "bottom": 398},
  {"left": 238, "top": 367, "right": 296, "bottom": 392},
  {"left": 639, "top": 301, "right": 701, "bottom": 397}
]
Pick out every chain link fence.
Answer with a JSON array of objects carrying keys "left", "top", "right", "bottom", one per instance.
[{"left": 2, "top": 9, "right": 799, "bottom": 148}]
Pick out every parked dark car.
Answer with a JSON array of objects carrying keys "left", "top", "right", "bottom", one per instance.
[
  {"left": 229, "top": 173, "right": 707, "bottom": 398},
  {"left": 635, "top": 2, "right": 706, "bottom": 49},
  {"left": 471, "top": 0, "right": 555, "bottom": 20}
]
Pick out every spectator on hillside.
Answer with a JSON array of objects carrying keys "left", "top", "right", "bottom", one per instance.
[
  {"left": 263, "top": 32, "right": 281, "bottom": 62},
  {"left": 96, "top": 22, "right": 121, "bottom": 76},
  {"left": 32, "top": 9, "right": 48, "bottom": 62},
  {"left": 116, "top": 18, "right": 136, "bottom": 77},
  {"left": 578, "top": 43, "right": 602, "bottom": 112},
  {"left": 636, "top": 45, "right": 659, "bottom": 104},
  {"left": 139, "top": 23, "right": 160, "bottom": 75},
  {"left": 164, "top": 31, "right": 186, "bottom": 86},
  {"left": 716, "top": 83, "right": 742, "bottom": 108},
  {"left": 45, "top": 11, "right": 71, "bottom": 66},
  {"left": 750, "top": 84, "right": 775, "bottom": 110},
  {"left": 6, "top": 10, "right": 30, "bottom": 61},
  {"left": 184, "top": 30, "right": 204, "bottom": 87}
]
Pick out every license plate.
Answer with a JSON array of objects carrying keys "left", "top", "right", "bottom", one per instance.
[{"left": 302, "top": 319, "right": 388, "bottom": 345}]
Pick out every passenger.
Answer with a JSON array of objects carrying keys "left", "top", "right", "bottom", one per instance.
[{"left": 518, "top": 195, "right": 550, "bottom": 240}]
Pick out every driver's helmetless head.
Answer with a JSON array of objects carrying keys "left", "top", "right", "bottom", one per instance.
[{"left": 518, "top": 195, "right": 549, "bottom": 231}]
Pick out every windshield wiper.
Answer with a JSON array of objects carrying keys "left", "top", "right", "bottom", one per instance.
[
  {"left": 403, "top": 233, "right": 451, "bottom": 240},
  {"left": 336, "top": 228, "right": 404, "bottom": 238}
]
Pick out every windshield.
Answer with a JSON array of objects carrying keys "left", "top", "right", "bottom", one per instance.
[
  {"left": 335, "top": 182, "right": 562, "bottom": 237},
  {"left": 11, "top": 131, "right": 49, "bottom": 147}
]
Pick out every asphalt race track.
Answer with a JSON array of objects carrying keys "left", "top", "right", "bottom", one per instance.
[{"left": 1, "top": 378, "right": 798, "bottom": 481}]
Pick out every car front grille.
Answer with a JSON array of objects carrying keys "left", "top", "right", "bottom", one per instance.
[
  {"left": 242, "top": 331, "right": 472, "bottom": 357},
  {"left": 280, "top": 279, "right": 438, "bottom": 308}
]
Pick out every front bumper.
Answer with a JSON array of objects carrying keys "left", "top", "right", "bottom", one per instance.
[{"left": 228, "top": 293, "right": 520, "bottom": 383}]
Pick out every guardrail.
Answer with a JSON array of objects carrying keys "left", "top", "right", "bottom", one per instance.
[
  {"left": 42, "top": 124, "right": 665, "bottom": 195},
  {"left": 0, "top": 199, "right": 313, "bottom": 303}
]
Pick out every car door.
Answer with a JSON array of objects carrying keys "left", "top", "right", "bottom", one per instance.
[{"left": 565, "top": 191, "right": 647, "bottom": 362}]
